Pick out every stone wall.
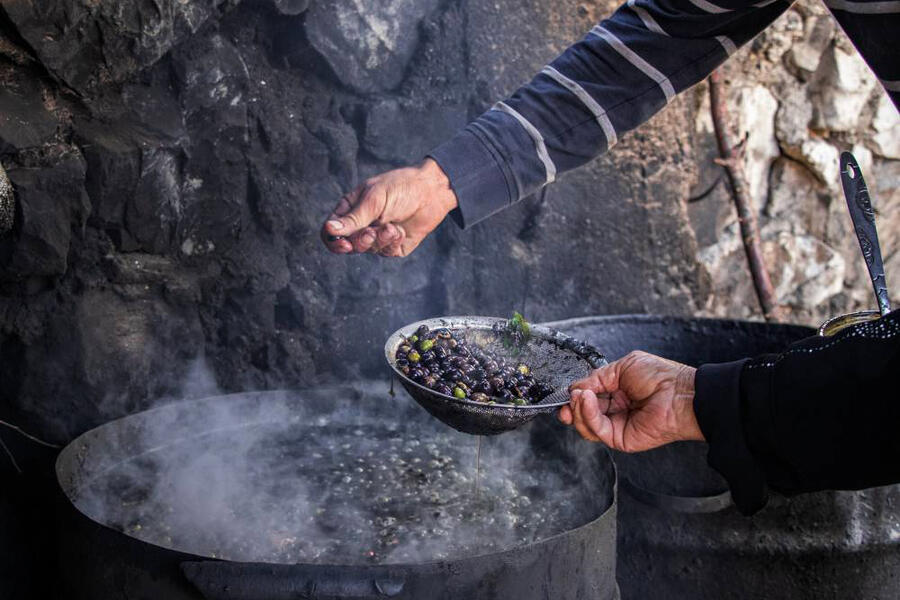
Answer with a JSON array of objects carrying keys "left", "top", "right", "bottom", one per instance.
[
  {"left": 688, "top": 0, "right": 900, "bottom": 324},
  {"left": 0, "top": 0, "right": 709, "bottom": 442},
  {"left": 0, "top": 0, "right": 896, "bottom": 443}
]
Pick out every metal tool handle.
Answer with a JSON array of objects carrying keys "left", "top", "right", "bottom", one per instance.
[
  {"left": 840, "top": 152, "right": 891, "bottom": 316},
  {"left": 182, "top": 561, "right": 405, "bottom": 600}
]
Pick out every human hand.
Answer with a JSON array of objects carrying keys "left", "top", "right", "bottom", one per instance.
[
  {"left": 321, "top": 158, "right": 458, "bottom": 257},
  {"left": 558, "top": 351, "right": 702, "bottom": 451}
]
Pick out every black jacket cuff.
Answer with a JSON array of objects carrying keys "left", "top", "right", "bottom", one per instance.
[{"left": 695, "top": 359, "right": 769, "bottom": 515}]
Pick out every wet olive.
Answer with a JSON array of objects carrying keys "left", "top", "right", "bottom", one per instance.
[
  {"left": 455, "top": 381, "right": 471, "bottom": 394},
  {"left": 434, "top": 346, "right": 449, "bottom": 360},
  {"left": 415, "top": 325, "right": 429, "bottom": 338},
  {"left": 452, "top": 386, "right": 467, "bottom": 399},
  {"left": 424, "top": 374, "right": 439, "bottom": 388},
  {"left": 473, "top": 380, "right": 491, "bottom": 394},
  {"left": 418, "top": 338, "right": 435, "bottom": 352},
  {"left": 395, "top": 358, "right": 409, "bottom": 369},
  {"left": 471, "top": 392, "right": 490, "bottom": 403},
  {"left": 516, "top": 364, "right": 530, "bottom": 376},
  {"left": 489, "top": 376, "right": 505, "bottom": 391},
  {"left": 408, "top": 335, "right": 418, "bottom": 344},
  {"left": 407, "top": 350, "right": 421, "bottom": 363},
  {"left": 434, "top": 383, "right": 452, "bottom": 396},
  {"left": 409, "top": 367, "right": 426, "bottom": 382},
  {"left": 420, "top": 349, "right": 435, "bottom": 363},
  {"left": 513, "top": 397, "right": 527, "bottom": 406},
  {"left": 398, "top": 344, "right": 412, "bottom": 356},
  {"left": 498, "top": 389, "right": 515, "bottom": 402}
]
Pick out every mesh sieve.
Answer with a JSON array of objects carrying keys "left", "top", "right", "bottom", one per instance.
[{"left": 384, "top": 316, "right": 606, "bottom": 435}]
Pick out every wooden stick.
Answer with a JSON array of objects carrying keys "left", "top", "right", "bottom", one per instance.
[{"left": 708, "top": 70, "right": 783, "bottom": 322}]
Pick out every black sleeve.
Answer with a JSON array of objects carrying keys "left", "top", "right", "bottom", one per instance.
[{"left": 693, "top": 309, "right": 900, "bottom": 515}]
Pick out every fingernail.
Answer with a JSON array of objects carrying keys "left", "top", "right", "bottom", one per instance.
[
  {"left": 362, "top": 232, "right": 376, "bottom": 244},
  {"left": 327, "top": 234, "right": 346, "bottom": 242},
  {"left": 327, "top": 220, "right": 343, "bottom": 231}
]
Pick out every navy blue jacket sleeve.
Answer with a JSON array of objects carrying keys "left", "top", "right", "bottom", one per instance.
[
  {"left": 694, "top": 309, "right": 900, "bottom": 515},
  {"left": 429, "top": 0, "right": 793, "bottom": 228}
]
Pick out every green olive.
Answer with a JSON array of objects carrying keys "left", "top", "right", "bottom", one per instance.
[
  {"left": 399, "top": 344, "right": 412, "bottom": 355},
  {"left": 517, "top": 364, "right": 530, "bottom": 376},
  {"left": 514, "top": 397, "right": 527, "bottom": 406},
  {"left": 408, "top": 334, "right": 419, "bottom": 344},
  {"left": 452, "top": 386, "right": 466, "bottom": 399},
  {"left": 418, "top": 338, "right": 435, "bottom": 352},
  {"left": 408, "top": 350, "right": 421, "bottom": 363}
]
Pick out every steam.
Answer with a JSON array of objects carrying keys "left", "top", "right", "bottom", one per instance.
[{"left": 67, "top": 366, "right": 612, "bottom": 565}]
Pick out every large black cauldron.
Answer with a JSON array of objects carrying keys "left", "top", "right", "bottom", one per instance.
[
  {"left": 55, "top": 384, "right": 619, "bottom": 600},
  {"left": 547, "top": 315, "right": 900, "bottom": 600}
]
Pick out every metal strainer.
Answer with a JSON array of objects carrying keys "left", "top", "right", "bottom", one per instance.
[{"left": 384, "top": 316, "right": 607, "bottom": 435}]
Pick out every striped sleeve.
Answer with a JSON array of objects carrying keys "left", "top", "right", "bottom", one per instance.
[
  {"left": 823, "top": 0, "right": 900, "bottom": 107},
  {"left": 429, "top": 0, "right": 793, "bottom": 229}
]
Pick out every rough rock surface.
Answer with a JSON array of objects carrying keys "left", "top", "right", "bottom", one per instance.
[{"left": 691, "top": 0, "right": 899, "bottom": 324}]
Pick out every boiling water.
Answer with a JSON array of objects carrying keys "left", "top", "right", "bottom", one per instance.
[{"left": 74, "top": 391, "right": 604, "bottom": 565}]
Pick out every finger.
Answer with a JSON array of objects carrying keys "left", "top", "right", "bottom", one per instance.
[
  {"left": 558, "top": 404, "right": 573, "bottom": 424},
  {"left": 322, "top": 191, "right": 360, "bottom": 251},
  {"left": 570, "top": 394, "right": 603, "bottom": 443},
  {"left": 326, "top": 184, "right": 385, "bottom": 238},
  {"left": 570, "top": 364, "right": 613, "bottom": 394},
  {"left": 580, "top": 390, "right": 614, "bottom": 444},
  {"left": 351, "top": 227, "right": 378, "bottom": 253},
  {"left": 379, "top": 224, "right": 409, "bottom": 258},
  {"left": 371, "top": 223, "right": 402, "bottom": 253}
]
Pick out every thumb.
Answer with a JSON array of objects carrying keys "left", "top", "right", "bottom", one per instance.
[{"left": 325, "top": 186, "right": 384, "bottom": 237}]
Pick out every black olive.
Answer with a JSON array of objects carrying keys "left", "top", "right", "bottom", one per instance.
[
  {"left": 400, "top": 365, "right": 411, "bottom": 376},
  {"left": 408, "top": 367, "right": 426, "bottom": 382},
  {"left": 473, "top": 380, "right": 491, "bottom": 394},
  {"left": 457, "top": 346, "right": 470, "bottom": 357},
  {"left": 471, "top": 392, "right": 490, "bottom": 403},
  {"left": 415, "top": 325, "right": 430, "bottom": 338},
  {"left": 420, "top": 350, "right": 435, "bottom": 363},
  {"left": 489, "top": 376, "right": 505, "bottom": 391},
  {"left": 433, "top": 346, "right": 449, "bottom": 360},
  {"left": 395, "top": 358, "right": 409, "bottom": 369},
  {"left": 424, "top": 374, "right": 439, "bottom": 388},
  {"left": 398, "top": 344, "right": 412, "bottom": 356},
  {"left": 434, "top": 383, "right": 452, "bottom": 396},
  {"left": 498, "top": 389, "right": 515, "bottom": 402}
]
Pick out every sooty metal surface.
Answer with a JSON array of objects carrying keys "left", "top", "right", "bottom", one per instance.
[
  {"left": 56, "top": 384, "right": 619, "bottom": 600},
  {"left": 547, "top": 314, "right": 900, "bottom": 600},
  {"left": 385, "top": 317, "right": 606, "bottom": 436}
]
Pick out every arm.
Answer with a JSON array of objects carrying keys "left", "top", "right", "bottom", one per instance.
[
  {"left": 429, "top": 0, "right": 793, "bottom": 228},
  {"left": 322, "top": 0, "right": 793, "bottom": 254},
  {"left": 561, "top": 309, "right": 900, "bottom": 515},
  {"left": 695, "top": 309, "right": 900, "bottom": 514}
]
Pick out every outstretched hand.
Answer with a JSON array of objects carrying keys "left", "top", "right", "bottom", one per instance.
[
  {"left": 558, "top": 351, "right": 703, "bottom": 451},
  {"left": 321, "top": 159, "right": 458, "bottom": 257}
]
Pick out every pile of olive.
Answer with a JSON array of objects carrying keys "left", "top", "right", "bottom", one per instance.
[{"left": 394, "top": 325, "right": 554, "bottom": 406}]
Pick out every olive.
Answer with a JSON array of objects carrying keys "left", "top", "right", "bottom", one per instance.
[
  {"left": 444, "top": 368, "right": 463, "bottom": 382},
  {"left": 448, "top": 339, "right": 458, "bottom": 349},
  {"left": 408, "top": 335, "right": 418, "bottom": 344},
  {"left": 398, "top": 344, "right": 412, "bottom": 356},
  {"left": 420, "top": 349, "right": 435, "bottom": 363},
  {"left": 514, "top": 386, "right": 529, "bottom": 398},
  {"left": 489, "top": 376, "right": 505, "bottom": 391},
  {"left": 455, "top": 381, "right": 471, "bottom": 394},
  {"left": 434, "top": 381, "right": 453, "bottom": 396},
  {"left": 436, "top": 328, "right": 452, "bottom": 339},
  {"left": 415, "top": 325, "right": 430, "bottom": 338},
  {"left": 395, "top": 358, "right": 409, "bottom": 369},
  {"left": 433, "top": 346, "right": 449, "bottom": 360},
  {"left": 408, "top": 367, "right": 426, "bottom": 382},
  {"left": 473, "top": 380, "right": 491, "bottom": 394},
  {"left": 424, "top": 374, "right": 439, "bottom": 388},
  {"left": 418, "top": 338, "right": 435, "bottom": 352},
  {"left": 498, "top": 389, "right": 514, "bottom": 402},
  {"left": 452, "top": 386, "right": 467, "bottom": 399},
  {"left": 471, "top": 392, "right": 490, "bottom": 403},
  {"left": 407, "top": 350, "right": 421, "bottom": 363},
  {"left": 516, "top": 364, "right": 530, "bottom": 376},
  {"left": 457, "top": 346, "right": 470, "bottom": 357},
  {"left": 513, "top": 397, "right": 527, "bottom": 406},
  {"left": 400, "top": 365, "right": 411, "bottom": 376}
]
